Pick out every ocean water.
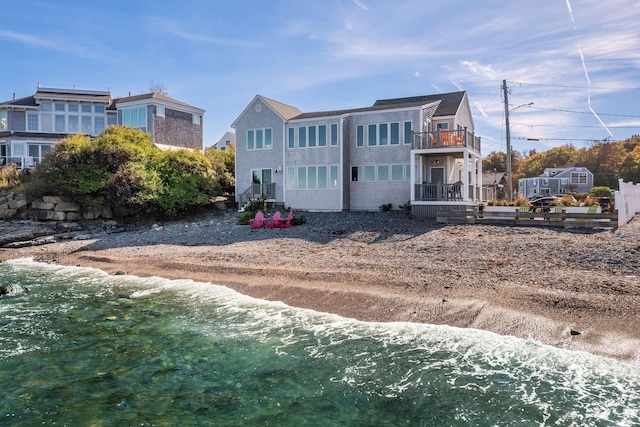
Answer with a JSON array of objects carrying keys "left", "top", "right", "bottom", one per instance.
[{"left": 1, "top": 259, "right": 639, "bottom": 427}]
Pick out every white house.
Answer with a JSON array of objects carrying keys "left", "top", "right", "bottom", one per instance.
[
  {"left": 210, "top": 131, "right": 235, "bottom": 151},
  {"left": 232, "top": 91, "right": 482, "bottom": 218},
  {"left": 518, "top": 165, "right": 594, "bottom": 198}
]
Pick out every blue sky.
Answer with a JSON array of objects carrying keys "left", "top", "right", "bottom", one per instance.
[{"left": 2, "top": 0, "right": 639, "bottom": 154}]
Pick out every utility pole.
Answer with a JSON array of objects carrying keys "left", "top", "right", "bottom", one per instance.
[{"left": 502, "top": 79, "right": 512, "bottom": 202}]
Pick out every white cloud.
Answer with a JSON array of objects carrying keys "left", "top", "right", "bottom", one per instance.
[{"left": 352, "top": 0, "right": 368, "bottom": 11}]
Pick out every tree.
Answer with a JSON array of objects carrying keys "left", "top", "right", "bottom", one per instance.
[
  {"left": 482, "top": 151, "right": 506, "bottom": 172},
  {"left": 617, "top": 145, "right": 640, "bottom": 184},
  {"left": 147, "top": 81, "right": 169, "bottom": 96}
]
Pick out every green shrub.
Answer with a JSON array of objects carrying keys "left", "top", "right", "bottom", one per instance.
[
  {"left": 0, "top": 164, "right": 20, "bottom": 190},
  {"left": 399, "top": 201, "right": 411, "bottom": 210},
  {"left": 589, "top": 186, "right": 613, "bottom": 197},
  {"left": 291, "top": 215, "right": 307, "bottom": 226},
  {"left": 379, "top": 203, "right": 392, "bottom": 212},
  {"left": 237, "top": 211, "right": 254, "bottom": 225}
]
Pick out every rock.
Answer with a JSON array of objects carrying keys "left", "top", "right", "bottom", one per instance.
[
  {"left": 54, "top": 201, "right": 81, "bottom": 212},
  {"left": 0, "top": 283, "right": 29, "bottom": 296},
  {"left": 42, "top": 196, "right": 63, "bottom": 204},
  {"left": 0, "top": 208, "right": 17, "bottom": 219},
  {"left": 31, "top": 201, "right": 56, "bottom": 210},
  {"left": 66, "top": 212, "right": 83, "bottom": 221},
  {"left": 8, "top": 199, "right": 27, "bottom": 210},
  {"left": 101, "top": 206, "right": 114, "bottom": 219}
]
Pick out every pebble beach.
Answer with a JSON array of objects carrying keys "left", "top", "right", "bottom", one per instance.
[{"left": 2, "top": 210, "right": 639, "bottom": 366}]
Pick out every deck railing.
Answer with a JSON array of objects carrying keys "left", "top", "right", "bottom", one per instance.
[
  {"left": 1, "top": 156, "right": 38, "bottom": 170},
  {"left": 414, "top": 182, "right": 463, "bottom": 201},
  {"left": 239, "top": 183, "right": 276, "bottom": 206},
  {"left": 412, "top": 129, "right": 481, "bottom": 151}
]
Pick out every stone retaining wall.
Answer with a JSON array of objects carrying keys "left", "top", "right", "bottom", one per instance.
[{"left": 0, "top": 191, "right": 113, "bottom": 221}]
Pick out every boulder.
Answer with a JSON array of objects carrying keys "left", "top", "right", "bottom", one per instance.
[
  {"left": 43, "top": 196, "right": 63, "bottom": 204},
  {"left": 8, "top": 199, "right": 27, "bottom": 210},
  {"left": 0, "top": 208, "right": 18, "bottom": 220},
  {"left": 101, "top": 206, "right": 114, "bottom": 219},
  {"left": 33, "top": 210, "right": 66, "bottom": 221},
  {"left": 1, "top": 283, "right": 29, "bottom": 296},
  {"left": 54, "top": 201, "right": 81, "bottom": 212},
  {"left": 66, "top": 212, "right": 83, "bottom": 221},
  {"left": 31, "top": 201, "right": 56, "bottom": 210}
]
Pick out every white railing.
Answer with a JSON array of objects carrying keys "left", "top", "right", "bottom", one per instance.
[
  {"left": 616, "top": 179, "right": 640, "bottom": 225},
  {"left": 1, "top": 156, "right": 37, "bottom": 170}
]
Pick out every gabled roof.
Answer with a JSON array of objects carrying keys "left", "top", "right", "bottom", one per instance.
[
  {"left": 261, "top": 96, "right": 303, "bottom": 120},
  {"left": 290, "top": 91, "right": 464, "bottom": 120}
]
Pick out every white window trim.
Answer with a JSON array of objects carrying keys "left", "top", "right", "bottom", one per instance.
[{"left": 246, "top": 128, "right": 273, "bottom": 151}]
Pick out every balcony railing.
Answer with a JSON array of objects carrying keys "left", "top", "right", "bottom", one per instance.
[
  {"left": 414, "top": 182, "right": 477, "bottom": 201},
  {"left": 412, "top": 129, "right": 481, "bottom": 151},
  {"left": 1, "top": 156, "right": 38, "bottom": 170}
]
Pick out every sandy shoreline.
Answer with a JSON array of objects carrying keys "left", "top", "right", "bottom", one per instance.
[{"left": 2, "top": 211, "right": 639, "bottom": 367}]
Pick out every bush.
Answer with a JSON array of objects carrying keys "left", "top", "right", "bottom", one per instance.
[
  {"left": 589, "top": 186, "right": 613, "bottom": 197},
  {"left": 291, "top": 215, "right": 307, "bottom": 226},
  {"left": 399, "top": 201, "right": 411, "bottom": 210},
  {"left": 0, "top": 164, "right": 20, "bottom": 190},
  {"left": 512, "top": 196, "right": 530, "bottom": 206},
  {"left": 379, "top": 203, "right": 392, "bottom": 212},
  {"left": 23, "top": 126, "right": 222, "bottom": 217}
]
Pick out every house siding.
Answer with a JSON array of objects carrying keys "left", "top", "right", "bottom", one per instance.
[
  {"left": 348, "top": 109, "right": 419, "bottom": 210},
  {"left": 285, "top": 117, "right": 343, "bottom": 210},
  {"left": 234, "top": 98, "right": 286, "bottom": 203},
  {"left": 8, "top": 111, "right": 26, "bottom": 131},
  {"left": 152, "top": 107, "right": 203, "bottom": 149}
]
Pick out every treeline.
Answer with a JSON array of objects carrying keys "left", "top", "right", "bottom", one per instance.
[
  {"left": 20, "top": 126, "right": 235, "bottom": 217},
  {"left": 483, "top": 136, "right": 640, "bottom": 188}
]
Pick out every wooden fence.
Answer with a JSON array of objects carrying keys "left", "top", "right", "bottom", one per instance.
[{"left": 437, "top": 208, "right": 618, "bottom": 229}]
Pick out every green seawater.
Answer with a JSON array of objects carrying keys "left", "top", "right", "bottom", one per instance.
[{"left": 1, "top": 258, "right": 639, "bottom": 426}]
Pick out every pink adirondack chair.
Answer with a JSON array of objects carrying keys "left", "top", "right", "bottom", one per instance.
[
  {"left": 249, "top": 211, "right": 265, "bottom": 229},
  {"left": 276, "top": 211, "right": 293, "bottom": 228},
  {"left": 264, "top": 211, "right": 280, "bottom": 228}
]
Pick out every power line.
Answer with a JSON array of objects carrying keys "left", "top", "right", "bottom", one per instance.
[
  {"left": 512, "top": 136, "right": 620, "bottom": 142},
  {"left": 507, "top": 81, "right": 640, "bottom": 91},
  {"left": 511, "top": 123, "right": 640, "bottom": 129},
  {"left": 525, "top": 105, "right": 640, "bottom": 118}
]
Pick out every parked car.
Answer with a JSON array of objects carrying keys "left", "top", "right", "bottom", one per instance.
[{"left": 529, "top": 196, "right": 560, "bottom": 207}]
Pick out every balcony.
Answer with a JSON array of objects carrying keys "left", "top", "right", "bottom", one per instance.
[
  {"left": 412, "top": 129, "right": 481, "bottom": 152},
  {"left": 414, "top": 182, "right": 477, "bottom": 202}
]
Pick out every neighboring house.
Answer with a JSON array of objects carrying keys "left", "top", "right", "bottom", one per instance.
[
  {"left": 210, "top": 131, "right": 235, "bottom": 151},
  {"left": 518, "top": 165, "right": 594, "bottom": 198},
  {"left": 482, "top": 171, "right": 507, "bottom": 201},
  {"left": 0, "top": 85, "right": 204, "bottom": 168},
  {"left": 232, "top": 91, "right": 482, "bottom": 218}
]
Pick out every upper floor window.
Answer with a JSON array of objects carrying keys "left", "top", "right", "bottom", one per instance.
[
  {"left": 288, "top": 128, "right": 295, "bottom": 149},
  {"left": 247, "top": 128, "right": 272, "bottom": 150},
  {"left": 122, "top": 107, "right": 147, "bottom": 128},
  {"left": 0, "top": 111, "right": 7, "bottom": 130},
  {"left": 27, "top": 114, "right": 38, "bottom": 131},
  {"left": 81, "top": 105, "right": 92, "bottom": 113},
  {"left": 68, "top": 104, "right": 79, "bottom": 112},
  {"left": 318, "top": 125, "right": 327, "bottom": 147},
  {"left": 157, "top": 106, "right": 165, "bottom": 117},
  {"left": 570, "top": 172, "right": 588, "bottom": 184},
  {"left": 40, "top": 102, "right": 52, "bottom": 112},
  {"left": 331, "top": 124, "right": 338, "bottom": 146},
  {"left": 95, "top": 105, "right": 105, "bottom": 114},
  {"left": 55, "top": 103, "right": 65, "bottom": 112},
  {"left": 193, "top": 114, "right": 201, "bottom": 125},
  {"left": 404, "top": 121, "right": 412, "bottom": 144}
]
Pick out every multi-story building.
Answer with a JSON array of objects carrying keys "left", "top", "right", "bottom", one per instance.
[
  {"left": 232, "top": 91, "right": 482, "bottom": 218},
  {"left": 518, "top": 165, "right": 594, "bottom": 198},
  {"left": 0, "top": 86, "right": 204, "bottom": 167}
]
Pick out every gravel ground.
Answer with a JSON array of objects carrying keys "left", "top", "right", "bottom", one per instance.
[{"left": 2, "top": 210, "right": 639, "bottom": 365}]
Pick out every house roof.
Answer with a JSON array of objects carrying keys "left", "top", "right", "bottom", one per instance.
[
  {"left": 261, "top": 96, "right": 303, "bottom": 120},
  {"left": 290, "top": 91, "right": 464, "bottom": 120},
  {"left": 113, "top": 92, "right": 201, "bottom": 110},
  {"left": 34, "top": 91, "right": 111, "bottom": 103},
  {"left": 0, "top": 95, "right": 38, "bottom": 108}
]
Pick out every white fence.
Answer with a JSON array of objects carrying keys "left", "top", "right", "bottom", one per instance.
[{"left": 616, "top": 179, "right": 640, "bottom": 225}]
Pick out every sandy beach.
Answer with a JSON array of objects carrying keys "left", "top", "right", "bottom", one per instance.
[{"left": 2, "top": 211, "right": 639, "bottom": 366}]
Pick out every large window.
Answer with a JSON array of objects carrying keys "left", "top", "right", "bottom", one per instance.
[
  {"left": 368, "top": 124, "right": 376, "bottom": 146},
  {"left": 68, "top": 116, "right": 79, "bottom": 133},
  {"left": 571, "top": 172, "right": 588, "bottom": 184},
  {"left": 55, "top": 103, "right": 65, "bottom": 112},
  {"left": 318, "top": 125, "right": 326, "bottom": 147},
  {"left": 379, "top": 124, "right": 388, "bottom": 146},
  {"left": 55, "top": 115, "right": 66, "bottom": 132},
  {"left": 331, "top": 124, "right": 338, "bottom": 146},
  {"left": 81, "top": 116, "right": 92, "bottom": 133},
  {"left": 95, "top": 117, "right": 105, "bottom": 134},
  {"left": 404, "top": 121, "right": 412, "bottom": 144},
  {"left": 298, "top": 127, "right": 307, "bottom": 148},
  {"left": 27, "top": 114, "right": 38, "bottom": 131},
  {"left": 289, "top": 165, "right": 336, "bottom": 190},
  {"left": 247, "top": 128, "right": 272, "bottom": 150},
  {"left": 288, "top": 128, "right": 295, "bottom": 149},
  {"left": 390, "top": 123, "right": 399, "bottom": 145},
  {"left": 41, "top": 114, "right": 52, "bottom": 132},
  {"left": 353, "top": 164, "right": 410, "bottom": 182},
  {"left": 122, "top": 107, "right": 147, "bottom": 128},
  {"left": 308, "top": 126, "right": 316, "bottom": 147},
  {"left": 0, "top": 111, "right": 7, "bottom": 130}
]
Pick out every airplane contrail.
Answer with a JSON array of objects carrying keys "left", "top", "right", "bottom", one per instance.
[{"left": 565, "top": 0, "right": 613, "bottom": 137}]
